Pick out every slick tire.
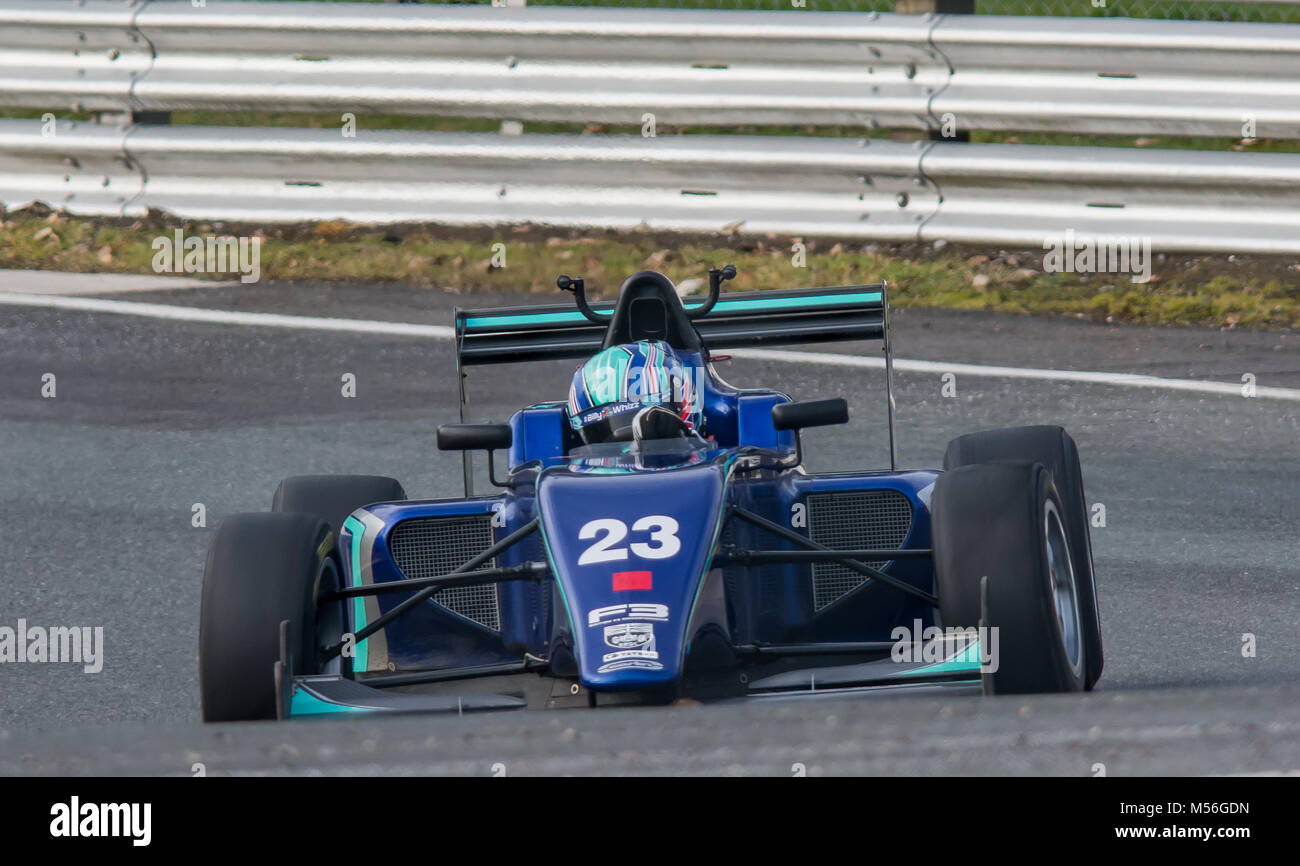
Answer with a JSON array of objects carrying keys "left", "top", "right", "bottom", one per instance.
[
  {"left": 942, "top": 425, "right": 1103, "bottom": 689},
  {"left": 271, "top": 474, "right": 406, "bottom": 537},
  {"left": 199, "top": 512, "right": 340, "bottom": 722},
  {"left": 932, "top": 461, "right": 1086, "bottom": 695}
]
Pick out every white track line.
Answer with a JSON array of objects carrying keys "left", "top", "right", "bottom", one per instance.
[
  {"left": 2, "top": 291, "right": 1297, "bottom": 402},
  {"left": 0, "top": 269, "right": 229, "bottom": 296},
  {"left": 0, "top": 291, "right": 454, "bottom": 338},
  {"left": 727, "top": 348, "right": 1300, "bottom": 401}
]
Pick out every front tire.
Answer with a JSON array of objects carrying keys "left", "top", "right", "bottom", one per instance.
[
  {"left": 271, "top": 474, "right": 406, "bottom": 537},
  {"left": 943, "top": 425, "right": 1103, "bottom": 689},
  {"left": 199, "top": 512, "right": 342, "bottom": 722},
  {"left": 932, "top": 461, "right": 1086, "bottom": 694}
]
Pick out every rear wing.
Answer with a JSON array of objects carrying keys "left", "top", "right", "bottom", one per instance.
[
  {"left": 451, "top": 280, "right": 898, "bottom": 493},
  {"left": 455, "top": 283, "right": 887, "bottom": 365}
]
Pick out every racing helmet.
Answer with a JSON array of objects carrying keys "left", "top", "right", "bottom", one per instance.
[{"left": 567, "top": 340, "right": 704, "bottom": 444}]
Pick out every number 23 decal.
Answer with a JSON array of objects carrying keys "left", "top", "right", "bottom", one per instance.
[{"left": 578, "top": 516, "right": 681, "bottom": 565}]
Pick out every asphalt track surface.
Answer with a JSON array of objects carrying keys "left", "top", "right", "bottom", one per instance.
[{"left": 1, "top": 275, "right": 1298, "bottom": 775}]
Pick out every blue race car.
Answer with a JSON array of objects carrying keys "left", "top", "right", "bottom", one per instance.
[{"left": 198, "top": 267, "right": 1103, "bottom": 721}]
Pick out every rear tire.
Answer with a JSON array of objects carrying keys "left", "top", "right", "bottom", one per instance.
[
  {"left": 943, "top": 425, "right": 1103, "bottom": 689},
  {"left": 932, "top": 461, "right": 1086, "bottom": 694},
  {"left": 199, "top": 512, "right": 342, "bottom": 722},
  {"left": 271, "top": 474, "right": 406, "bottom": 537}
]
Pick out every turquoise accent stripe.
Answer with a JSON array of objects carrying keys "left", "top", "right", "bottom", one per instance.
[
  {"left": 534, "top": 507, "right": 582, "bottom": 655},
  {"left": 681, "top": 455, "right": 739, "bottom": 661},
  {"left": 467, "top": 310, "right": 589, "bottom": 328},
  {"left": 697, "top": 291, "right": 882, "bottom": 314},
  {"left": 342, "top": 515, "right": 369, "bottom": 673},
  {"left": 888, "top": 638, "right": 983, "bottom": 678},
  {"left": 464, "top": 291, "right": 882, "bottom": 330},
  {"left": 289, "top": 687, "right": 369, "bottom": 716}
]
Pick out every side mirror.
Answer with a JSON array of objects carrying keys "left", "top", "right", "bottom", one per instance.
[
  {"left": 436, "top": 424, "right": 512, "bottom": 452},
  {"left": 771, "top": 398, "right": 849, "bottom": 431}
]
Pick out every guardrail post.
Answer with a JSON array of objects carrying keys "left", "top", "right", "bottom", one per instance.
[
  {"left": 893, "top": 0, "right": 974, "bottom": 12},
  {"left": 890, "top": 0, "right": 973, "bottom": 140},
  {"left": 93, "top": 111, "right": 171, "bottom": 126}
]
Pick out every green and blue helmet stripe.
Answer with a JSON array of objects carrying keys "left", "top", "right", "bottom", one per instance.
[{"left": 567, "top": 340, "right": 701, "bottom": 435}]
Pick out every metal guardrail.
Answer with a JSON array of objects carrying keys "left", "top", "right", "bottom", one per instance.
[
  {"left": 6, "top": 118, "right": 1299, "bottom": 253},
  {"left": 1, "top": 2, "right": 1298, "bottom": 137},
  {"left": 0, "top": 1, "right": 1298, "bottom": 252}
]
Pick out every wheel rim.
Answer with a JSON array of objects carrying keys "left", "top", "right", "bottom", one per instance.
[
  {"left": 314, "top": 557, "right": 345, "bottom": 676},
  {"left": 1044, "top": 500, "right": 1083, "bottom": 677}
]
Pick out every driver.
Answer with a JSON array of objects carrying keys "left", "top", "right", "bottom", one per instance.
[{"left": 567, "top": 340, "right": 704, "bottom": 445}]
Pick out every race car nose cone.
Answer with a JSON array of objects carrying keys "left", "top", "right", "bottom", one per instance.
[{"left": 537, "top": 464, "right": 726, "bottom": 691}]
